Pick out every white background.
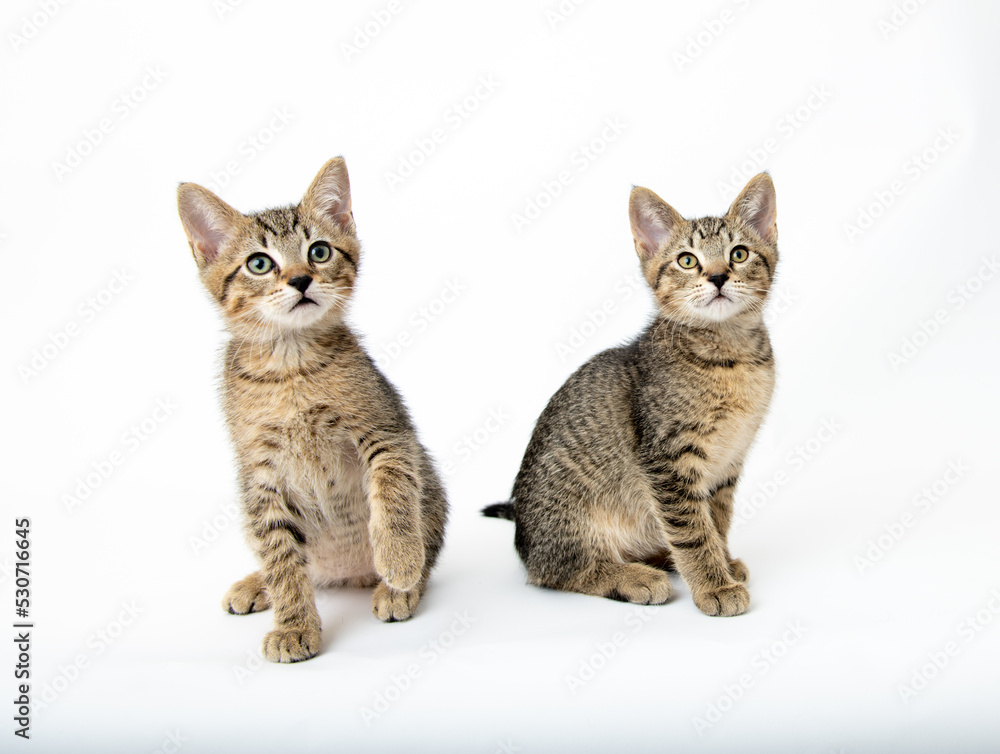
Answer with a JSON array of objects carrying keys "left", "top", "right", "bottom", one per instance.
[{"left": 3, "top": 0, "right": 999, "bottom": 751}]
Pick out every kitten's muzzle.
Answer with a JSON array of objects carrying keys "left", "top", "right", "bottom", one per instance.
[{"left": 288, "top": 275, "right": 313, "bottom": 293}]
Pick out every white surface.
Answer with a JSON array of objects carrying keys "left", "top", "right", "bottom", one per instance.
[{"left": 3, "top": 1, "right": 999, "bottom": 751}]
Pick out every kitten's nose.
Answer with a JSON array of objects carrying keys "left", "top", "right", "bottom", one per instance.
[
  {"left": 708, "top": 273, "right": 729, "bottom": 290},
  {"left": 288, "top": 275, "right": 312, "bottom": 294}
]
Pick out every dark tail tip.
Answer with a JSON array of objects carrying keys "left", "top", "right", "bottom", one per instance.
[{"left": 481, "top": 501, "right": 515, "bottom": 521}]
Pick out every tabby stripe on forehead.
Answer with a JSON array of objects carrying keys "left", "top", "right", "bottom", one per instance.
[{"left": 256, "top": 217, "right": 278, "bottom": 236}]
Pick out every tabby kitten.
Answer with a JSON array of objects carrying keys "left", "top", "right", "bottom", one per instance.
[
  {"left": 484, "top": 174, "right": 778, "bottom": 617},
  {"left": 177, "top": 158, "right": 447, "bottom": 662}
]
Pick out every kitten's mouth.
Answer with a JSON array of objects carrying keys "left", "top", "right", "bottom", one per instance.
[{"left": 291, "top": 297, "right": 319, "bottom": 310}]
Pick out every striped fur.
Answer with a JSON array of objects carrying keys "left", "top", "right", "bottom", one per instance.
[
  {"left": 495, "top": 174, "right": 778, "bottom": 617},
  {"left": 177, "top": 158, "right": 447, "bottom": 662}
]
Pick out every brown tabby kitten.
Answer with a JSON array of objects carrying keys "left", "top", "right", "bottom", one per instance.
[
  {"left": 484, "top": 173, "right": 778, "bottom": 617},
  {"left": 177, "top": 158, "right": 447, "bottom": 662}
]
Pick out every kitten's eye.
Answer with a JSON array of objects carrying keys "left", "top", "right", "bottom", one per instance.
[
  {"left": 731, "top": 246, "right": 749, "bottom": 263},
  {"left": 246, "top": 253, "right": 275, "bottom": 275},
  {"left": 678, "top": 253, "right": 699, "bottom": 269},
  {"left": 308, "top": 242, "right": 332, "bottom": 264}
]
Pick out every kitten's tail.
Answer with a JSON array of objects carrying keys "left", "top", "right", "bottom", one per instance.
[{"left": 481, "top": 500, "right": 515, "bottom": 521}]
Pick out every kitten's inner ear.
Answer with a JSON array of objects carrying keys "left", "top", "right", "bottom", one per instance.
[
  {"left": 629, "top": 187, "right": 683, "bottom": 260},
  {"left": 177, "top": 184, "right": 242, "bottom": 268},
  {"left": 728, "top": 172, "right": 777, "bottom": 244},
  {"left": 301, "top": 157, "right": 354, "bottom": 233}
]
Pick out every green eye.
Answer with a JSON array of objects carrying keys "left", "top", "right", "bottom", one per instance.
[
  {"left": 678, "top": 253, "right": 698, "bottom": 269},
  {"left": 246, "top": 253, "right": 274, "bottom": 275},
  {"left": 731, "top": 246, "right": 749, "bottom": 263},
  {"left": 309, "top": 242, "right": 332, "bottom": 263}
]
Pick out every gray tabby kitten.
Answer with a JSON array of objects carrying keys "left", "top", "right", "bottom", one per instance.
[
  {"left": 177, "top": 158, "right": 447, "bottom": 662},
  {"left": 484, "top": 174, "right": 777, "bottom": 617}
]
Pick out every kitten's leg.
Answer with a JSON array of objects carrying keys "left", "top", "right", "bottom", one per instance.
[
  {"left": 222, "top": 571, "right": 271, "bottom": 614},
  {"left": 353, "top": 430, "right": 426, "bottom": 610},
  {"left": 708, "top": 475, "right": 749, "bottom": 584},
  {"left": 645, "top": 457, "right": 749, "bottom": 616},
  {"left": 517, "top": 494, "right": 673, "bottom": 605},
  {"left": 641, "top": 444, "right": 748, "bottom": 616},
  {"left": 243, "top": 481, "right": 321, "bottom": 662},
  {"left": 661, "top": 492, "right": 749, "bottom": 617},
  {"left": 572, "top": 562, "right": 674, "bottom": 605},
  {"left": 371, "top": 465, "right": 447, "bottom": 622}
]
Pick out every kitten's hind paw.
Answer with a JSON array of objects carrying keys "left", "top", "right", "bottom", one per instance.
[
  {"left": 222, "top": 572, "right": 271, "bottom": 615},
  {"left": 372, "top": 580, "right": 422, "bottom": 623},
  {"left": 595, "top": 563, "right": 674, "bottom": 605},
  {"left": 261, "top": 626, "right": 321, "bottom": 663},
  {"left": 694, "top": 584, "right": 750, "bottom": 617}
]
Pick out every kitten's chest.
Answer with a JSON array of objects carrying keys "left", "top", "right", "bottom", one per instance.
[
  {"left": 679, "top": 362, "right": 774, "bottom": 483},
  {"left": 229, "top": 375, "right": 357, "bottom": 486}
]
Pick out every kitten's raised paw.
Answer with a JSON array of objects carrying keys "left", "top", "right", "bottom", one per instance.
[
  {"left": 372, "top": 581, "right": 421, "bottom": 623},
  {"left": 261, "top": 626, "right": 321, "bottom": 663},
  {"left": 694, "top": 584, "right": 750, "bottom": 617},
  {"left": 222, "top": 572, "right": 271, "bottom": 615},
  {"left": 598, "top": 563, "right": 674, "bottom": 605},
  {"left": 729, "top": 559, "right": 750, "bottom": 584},
  {"left": 373, "top": 534, "right": 425, "bottom": 593}
]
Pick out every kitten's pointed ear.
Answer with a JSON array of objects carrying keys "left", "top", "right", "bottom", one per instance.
[
  {"left": 177, "top": 183, "right": 242, "bottom": 268},
  {"left": 727, "top": 172, "right": 777, "bottom": 244},
  {"left": 301, "top": 157, "right": 354, "bottom": 234},
  {"left": 629, "top": 186, "right": 684, "bottom": 260}
]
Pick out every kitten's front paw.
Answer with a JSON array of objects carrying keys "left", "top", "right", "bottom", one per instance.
[
  {"left": 729, "top": 559, "right": 750, "bottom": 584},
  {"left": 222, "top": 572, "right": 271, "bottom": 615},
  {"left": 694, "top": 584, "right": 750, "bottom": 617},
  {"left": 261, "top": 626, "right": 321, "bottom": 663},
  {"left": 372, "top": 581, "right": 422, "bottom": 623},
  {"left": 373, "top": 535, "right": 425, "bottom": 593}
]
